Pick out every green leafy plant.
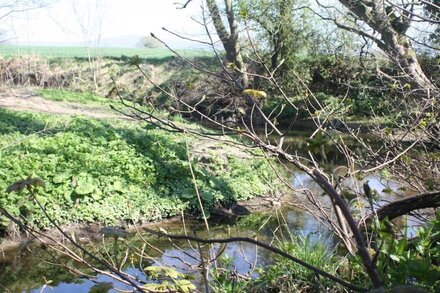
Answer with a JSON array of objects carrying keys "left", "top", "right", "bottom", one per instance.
[
  {"left": 374, "top": 214, "right": 440, "bottom": 291},
  {"left": 0, "top": 109, "right": 281, "bottom": 233},
  {"left": 142, "top": 266, "right": 196, "bottom": 293}
]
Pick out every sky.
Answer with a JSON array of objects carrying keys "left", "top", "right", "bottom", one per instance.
[{"left": 1, "top": 0, "right": 207, "bottom": 48}]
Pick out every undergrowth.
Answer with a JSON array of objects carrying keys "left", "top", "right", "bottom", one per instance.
[{"left": 0, "top": 108, "right": 281, "bottom": 233}]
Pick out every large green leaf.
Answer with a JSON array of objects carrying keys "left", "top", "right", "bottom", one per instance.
[
  {"left": 75, "top": 178, "right": 95, "bottom": 195},
  {"left": 53, "top": 172, "right": 71, "bottom": 184},
  {"left": 109, "top": 180, "right": 125, "bottom": 193},
  {"left": 176, "top": 279, "right": 196, "bottom": 293}
]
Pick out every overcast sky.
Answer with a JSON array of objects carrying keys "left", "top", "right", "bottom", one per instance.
[{"left": 1, "top": 0, "right": 206, "bottom": 48}]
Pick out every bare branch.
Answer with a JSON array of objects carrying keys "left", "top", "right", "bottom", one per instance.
[{"left": 143, "top": 228, "right": 367, "bottom": 292}]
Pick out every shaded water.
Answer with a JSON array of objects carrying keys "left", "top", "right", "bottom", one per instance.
[{"left": 0, "top": 207, "right": 329, "bottom": 292}]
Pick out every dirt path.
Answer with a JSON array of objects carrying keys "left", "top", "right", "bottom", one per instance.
[{"left": 0, "top": 87, "right": 127, "bottom": 120}]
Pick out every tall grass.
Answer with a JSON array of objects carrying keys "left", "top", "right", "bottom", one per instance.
[{"left": 253, "top": 236, "right": 346, "bottom": 292}]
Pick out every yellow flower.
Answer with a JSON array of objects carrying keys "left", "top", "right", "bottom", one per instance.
[{"left": 242, "top": 89, "right": 267, "bottom": 99}]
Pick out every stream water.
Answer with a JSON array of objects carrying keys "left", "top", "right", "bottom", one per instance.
[{"left": 0, "top": 206, "right": 329, "bottom": 292}]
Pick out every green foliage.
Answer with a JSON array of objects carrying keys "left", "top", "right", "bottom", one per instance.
[
  {"left": 239, "top": 0, "right": 322, "bottom": 95},
  {"left": 420, "top": 55, "right": 440, "bottom": 87},
  {"left": 36, "top": 88, "right": 111, "bottom": 105},
  {"left": 422, "top": 0, "right": 440, "bottom": 47},
  {"left": 235, "top": 212, "right": 274, "bottom": 230},
  {"left": 142, "top": 266, "right": 196, "bottom": 293},
  {"left": 260, "top": 55, "right": 404, "bottom": 121},
  {"left": 350, "top": 90, "right": 392, "bottom": 116},
  {"left": 0, "top": 109, "right": 279, "bottom": 232},
  {"left": 88, "top": 282, "right": 113, "bottom": 293},
  {"left": 374, "top": 214, "right": 440, "bottom": 291},
  {"left": 250, "top": 236, "right": 345, "bottom": 292},
  {"left": 262, "top": 97, "right": 305, "bottom": 122},
  {"left": 211, "top": 268, "right": 251, "bottom": 293},
  {"left": 308, "top": 56, "right": 391, "bottom": 116}
]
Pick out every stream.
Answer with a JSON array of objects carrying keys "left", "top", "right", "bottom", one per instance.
[{"left": 0, "top": 206, "right": 329, "bottom": 292}]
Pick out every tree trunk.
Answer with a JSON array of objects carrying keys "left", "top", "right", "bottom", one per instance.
[
  {"left": 338, "top": 0, "right": 438, "bottom": 99},
  {"left": 206, "top": 0, "right": 248, "bottom": 88},
  {"left": 268, "top": 0, "right": 294, "bottom": 71},
  {"left": 225, "top": 0, "right": 248, "bottom": 87},
  {"left": 379, "top": 28, "right": 436, "bottom": 98}
]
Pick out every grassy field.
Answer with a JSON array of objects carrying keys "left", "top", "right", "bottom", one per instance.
[
  {"left": 0, "top": 45, "right": 211, "bottom": 60},
  {"left": 37, "top": 88, "right": 112, "bottom": 104}
]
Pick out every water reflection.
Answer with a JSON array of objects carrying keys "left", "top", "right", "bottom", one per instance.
[
  {"left": 0, "top": 207, "right": 327, "bottom": 292},
  {"left": 292, "top": 170, "right": 402, "bottom": 197}
]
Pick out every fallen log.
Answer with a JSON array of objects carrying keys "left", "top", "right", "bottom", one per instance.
[{"left": 366, "top": 191, "right": 440, "bottom": 223}]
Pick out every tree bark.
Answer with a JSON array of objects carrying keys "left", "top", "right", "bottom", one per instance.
[
  {"left": 272, "top": 0, "right": 294, "bottom": 70},
  {"left": 313, "top": 170, "right": 384, "bottom": 288},
  {"left": 206, "top": 0, "right": 248, "bottom": 87},
  {"left": 338, "top": 0, "right": 438, "bottom": 99},
  {"left": 365, "top": 192, "right": 440, "bottom": 223}
]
